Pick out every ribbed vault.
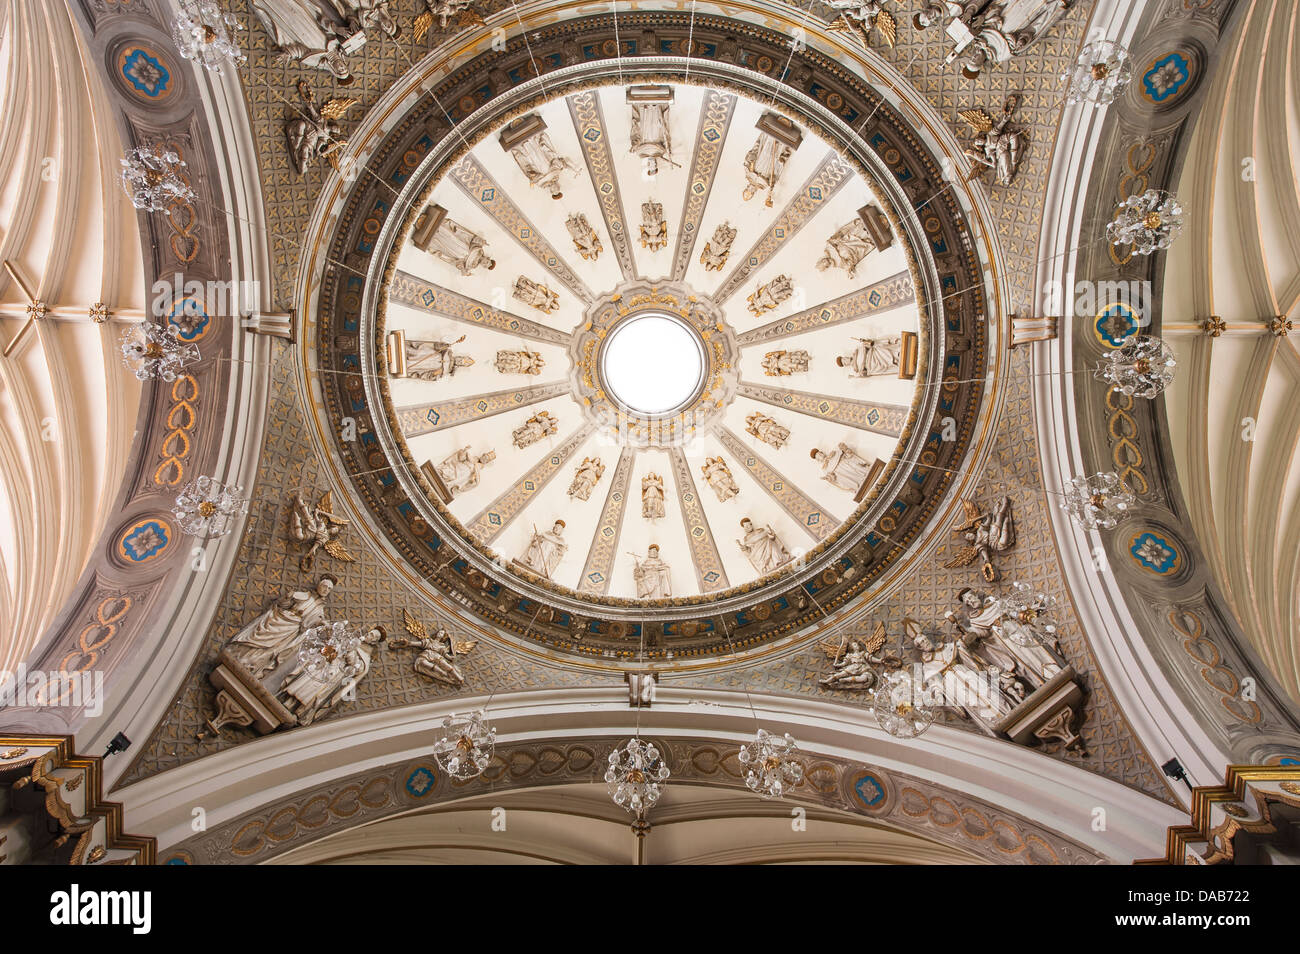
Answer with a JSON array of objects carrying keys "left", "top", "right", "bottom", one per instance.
[
  {"left": 1163, "top": 0, "right": 1300, "bottom": 701},
  {"left": 0, "top": 0, "right": 144, "bottom": 675}
]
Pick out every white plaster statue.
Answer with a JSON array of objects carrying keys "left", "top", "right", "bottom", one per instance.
[
  {"left": 226, "top": 575, "right": 338, "bottom": 678},
  {"left": 436, "top": 447, "right": 496, "bottom": 495},
  {"left": 913, "top": 630, "right": 1016, "bottom": 722},
  {"left": 942, "top": 497, "right": 1016, "bottom": 581},
  {"left": 402, "top": 335, "right": 474, "bottom": 381},
  {"left": 747, "top": 274, "right": 793, "bottom": 316},
  {"left": 251, "top": 0, "right": 361, "bottom": 81},
  {"left": 567, "top": 456, "right": 606, "bottom": 500},
  {"left": 288, "top": 491, "right": 354, "bottom": 570},
  {"left": 421, "top": 0, "right": 479, "bottom": 31},
  {"left": 390, "top": 610, "right": 474, "bottom": 686},
  {"left": 819, "top": 623, "right": 889, "bottom": 690},
  {"left": 517, "top": 520, "right": 567, "bottom": 578},
  {"left": 494, "top": 349, "right": 545, "bottom": 375},
  {"left": 512, "top": 276, "right": 559, "bottom": 313},
  {"left": 640, "top": 200, "right": 667, "bottom": 251},
  {"left": 701, "top": 456, "right": 740, "bottom": 502},
  {"left": 745, "top": 411, "right": 790, "bottom": 450},
  {"left": 737, "top": 517, "right": 792, "bottom": 574},
  {"left": 631, "top": 544, "right": 672, "bottom": 599},
  {"left": 629, "top": 102, "right": 674, "bottom": 175},
  {"left": 278, "top": 625, "right": 383, "bottom": 726},
  {"left": 512, "top": 411, "right": 558, "bottom": 449},
  {"left": 334, "top": 0, "right": 398, "bottom": 37},
  {"left": 761, "top": 349, "right": 809, "bottom": 376},
  {"left": 946, "top": 587, "right": 1061, "bottom": 692},
  {"left": 919, "top": 0, "right": 1072, "bottom": 79},
  {"left": 743, "top": 133, "right": 793, "bottom": 207},
  {"left": 817, "top": 218, "right": 877, "bottom": 277},
  {"left": 960, "top": 96, "right": 1027, "bottom": 187},
  {"left": 812, "top": 443, "right": 875, "bottom": 493},
  {"left": 642, "top": 473, "right": 666, "bottom": 520},
  {"left": 421, "top": 217, "right": 495, "bottom": 275},
  {"left": 838, "top": 336, "right": 902, "bottom": 377},
  {"left": 699, "top": 221, "right": 737, "bottom": 271},
  {"left": 507, "top": 131, "right": 579, "bottom": 199},
  {"left": 567, "top": 213, "right": 603, "bottom": 261}
]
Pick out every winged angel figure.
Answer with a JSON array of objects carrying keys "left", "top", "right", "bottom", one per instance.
[
  {"left": 413, "top": 1, "right": 485, "bottom": 43},
  {"left": 389, "top": 608, "right": 477, "bottom": 686},
  {"left": 942, "top": 497, "right": 1016, "bottom": 582},
  {"left": 289, "top": 490, "right": 356, "bottom": 570},
  {"left": 286, "top": 80, "right": 358, "bottom": 175},
  {"left": 826, "top": 0, "right": 898, "bottom": 48},
  {"left": 957, "top": 96, "right": 1027, "bottom": 187},
  {"left": 818, "top": 620, "right": 894, "bottom": 691}
]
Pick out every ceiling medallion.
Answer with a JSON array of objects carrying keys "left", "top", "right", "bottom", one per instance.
[{"left": 309, "top": 12, "right": 1001, "bottom": 666}]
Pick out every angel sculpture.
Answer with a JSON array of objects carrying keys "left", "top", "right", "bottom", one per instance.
[
  {"left": 826, "top": 0, "right": 898, "bottom": 48},
  {"left": 413, "top": 0, "right": 484, "bottom": 42},
  {"left": 388, "top": 609, "right": 476, "bottom": 687},
  {"left": 958, "top": 95, "right": 1027, "bottom": 187},
  {"left": 285, "top": 80, "right": 357, "bottom": 176},
  {"left": 819, "top": 620, "right": 892, "bottom": 690},
  {"left": 288, "top": 490, "right": 356, "bottom": 571},
  {"left": 942, "top": 496, "right": 1016, "bottom": 582}
]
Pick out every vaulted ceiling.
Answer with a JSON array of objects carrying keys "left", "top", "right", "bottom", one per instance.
[
  {"left": 0, "top": 0, "right": 144, "bottom": 676},
  {"left": 1164, "top": 0, "right": 1300, "bottom": 702}
]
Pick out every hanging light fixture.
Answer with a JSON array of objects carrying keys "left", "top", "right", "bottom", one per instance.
[
  {"left": 120, "top": 146, "right": 197, "bottom": 215},
  {"left": 606, "top": 738, "right": 671, "bottom": 815},
  {"left": 1062, "top": 41, "right": 1132, "bottom": 107},
  {"left": 298, "top": 621, "right": 364, "bottom": 681},
  {"left": 993, "top": 581, "right": 1059, "bottom": 648},
  {"left": 1095, "top": 334, "right": 1177, "bottom": 398},
  {"left": 1060, "top": 471, "right": 1138, "bottom": 530},
  {"left": 172, "top": 0, "right": 246, "bottom": 73},
  {"left": 431, "top": 710, "right": 497, "bottom": 780},
  {"left": 873, "top": 669, "right": 935, "bottom": 739},
  {"left": 738, "top": 729, "right": 804, "bottom": 799},
  {"left": 172, "top": 475, "right": 248, "bottom": 537},
  {"left": 120, "top": 322, "right": 200, "bottom": 381},
  {"left": 1106, "top": 189, "right": 1184, "bottom": 255}
]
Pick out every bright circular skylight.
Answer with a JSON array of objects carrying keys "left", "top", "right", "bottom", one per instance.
[{"left": 599, "top": 313, "right": 706, "bottom": 414}]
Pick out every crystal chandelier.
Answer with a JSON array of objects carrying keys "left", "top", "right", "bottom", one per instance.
[
  {"left": 298, "top": 620, "right": 364, "bottom": 681},
  {"left": 1106, "top": 189, "right": 1184, "bottom": 255},
  {"left": 873, "top": 670, "right": 934, "bottom": 739},
  {"left": 120, "top": 146, "right": 196, "bottom": 215},
  {"left": 994, "top": 581, "right": 1058, "bottom": 648},
  {"left": 1062, "top": 41, "right": 1132, "bottom": 107},
  {"left": 172, "top": 475, "right": 247, "bottom": 537},
  {"left": 1095, "top": 335, "right": 1177, "bottom": 398},
  {"left": 120, "top": 322, "right": 200, "bottom": 381},
  {"left": 606, "top": 738, "right": 670, "bottom": 815},
  {"left": 172, "top": 0, "right": 245, "bottom": 72},
  {"left": 431, "top": 710, "right": 497, "bottom": 780},
  {"left": 1061, "top": 471, "right": 1138, "bottom": 530},
  {"left": 738, "top": 729, "right": 804, "bottom": 799}
]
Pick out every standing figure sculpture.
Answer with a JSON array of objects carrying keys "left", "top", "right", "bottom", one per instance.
[
  {"left": 641, "top": 473, "right": 666, "bottom": 520},
  {"left": 512, "top": 411, "right": 559, "bottom": 449},
  {"left": 701, "top": 456, "right": 740, "bottom": 502},
  {"left": 494, "top": 349, "right": 545, "bottom": 375},
  {"left": 512, "top": 276, "right": 560, "bottom": 313},
  {"left": 838, "top": 336, "right": 902, "bottom": 377},
  {"left": 567, "top": 456, "right": 606, "bottom": 500},
  {"left": 747, "top": 275, "right": 794, "bottom": 316},
  {"left": 412, "top": 205, "right": 495, "bottom": 275},
  {"left": 745, "top": 411, "right": 790, "bottom": 450},
  {"left": 402, "top": 335, "right": 474, "bottom": 381},
  {"left": 435, "top": 446, "right": 495, "bottom": 495},
  {"left": 761, "top": 349, "right": 810, "bottom": 376},
  {"left": 501, "top": 116, "right": 579, "bottom": 199},
  {"left": 817, "top": 218, "right": 877, "bottom": 277},
  {"left": 812, "top": 443, "right": 876, "bottom": 495},
  {"left": 566, "top": 213, "right": 603, "bottom": 261},
  {"left": 628, "top": 91, "right": 675, "bottom": 176},
  {"left": 700, "top": 221, "right": 737, "bottom": 271},
  {"left": 743, "top": 130, "right": 794, "bottom": 206},
  {"left": 515, "top": 520, "right": 568, "bottom": 579},
  {"left": 631, "top": 544, "right": 672, "bottom": 599},
  {"left": 737, "top": 517, "right": 792, "bottom": 574}
]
